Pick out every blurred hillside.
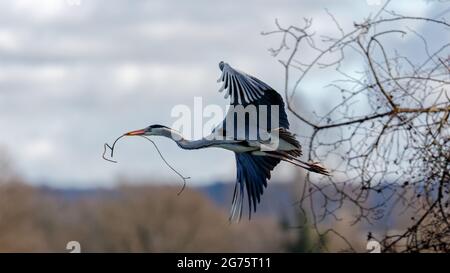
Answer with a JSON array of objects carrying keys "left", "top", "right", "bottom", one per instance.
[
  {"left": 0, "top": 147, "right": 324, "bottom": 252},
  {"left": 0, "top": 147, "right": 416, "bottom": 252},
  {"left": 0, "top": 182, "right": 292, "bottom": 252},
  {"left": 0, "top": 180, "right": 415, "bottom": 252}
]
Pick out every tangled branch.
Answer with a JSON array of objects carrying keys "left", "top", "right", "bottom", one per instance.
[{"left": 264, "top": 1, "right": 450, "bottom": 252}]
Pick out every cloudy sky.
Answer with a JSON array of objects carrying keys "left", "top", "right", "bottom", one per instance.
[{"left": 0, "top": 0, "right": 447, "bottom": 188}]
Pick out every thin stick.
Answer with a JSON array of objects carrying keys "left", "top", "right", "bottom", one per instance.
[
  {"left": 140, "top": 136, "right": 190, "bottom": 195},
  {"left": 102, "top": 134, "right": 190, "bottom": 195},
  {"left": 102, "top": 134, "right": 126, "bottom": 163},
  {"left": 102, "top": 143, "right": 117, "bottom": 163}
]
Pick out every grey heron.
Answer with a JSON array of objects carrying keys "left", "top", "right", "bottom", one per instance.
[{"left": 124, "top": 61, "right": 329, "bottom": 221}]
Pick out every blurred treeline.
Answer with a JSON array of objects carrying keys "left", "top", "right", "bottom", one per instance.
[
  {"left": 3, "top": 149, "right": 418, "bottom": 252},
  {"left": 0, "top": 182, "right": 287, "bottom": 252},
  {"left": 0, "top": 150, "right": 329, "bottom": 252}
]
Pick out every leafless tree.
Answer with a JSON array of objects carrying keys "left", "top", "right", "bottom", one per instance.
[{"left": 263, "top": 0, "right": 449, "bottom": 252}]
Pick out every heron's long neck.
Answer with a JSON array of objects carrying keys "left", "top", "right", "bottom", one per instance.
[{"left": 159, "top": 128, "right": 211, "bottom": 150}]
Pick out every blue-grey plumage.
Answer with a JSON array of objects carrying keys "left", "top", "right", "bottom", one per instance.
[{"left": 124, "top": 62, "right": 329, "bottom": 222}]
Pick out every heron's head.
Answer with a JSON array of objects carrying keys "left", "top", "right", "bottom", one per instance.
[{"left": 125, "top": 124, "right": 169, "bottom": 136}]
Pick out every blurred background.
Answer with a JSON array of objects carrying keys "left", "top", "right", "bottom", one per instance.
[{"left": 0, "top": 0, "right": 448, "bottom": 252}]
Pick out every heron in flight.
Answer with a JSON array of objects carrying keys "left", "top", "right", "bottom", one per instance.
[{"left": 124, "top": 61, "right": 328, "bottom": 221}]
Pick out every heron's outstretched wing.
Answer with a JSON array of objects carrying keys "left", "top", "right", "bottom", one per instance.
[
  {"left": 217, "top": 62, "right": 272, "bottom": 105},
  {"left": 212, "top": 62, "right": 289, "bottom": 140},
  {"left": 230, "top": 152, "right": 281, "bottom": 221},
  {"left": 214, "top": 62, "right": 293, "bottom": 221}
]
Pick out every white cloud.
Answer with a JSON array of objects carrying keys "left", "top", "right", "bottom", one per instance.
[
  {"left": 136, "top": 21, "right": 226, "bottom": 41},
  {"left": 0, "top": 29, "right": 21, "bottom": 52},
  {"left": 115, "top": 64, "right": 141, "bottom": 90},
  {"left": 11, "top": 0, "right": 67, "bottom": 21},
  {"left": 22, "top": 139, "right": 55, "bottom": 160},
  {"left": 114, "top": 63, "right": 210, "bottom": 94},
  {"left": 0, "top": 65, "right": 67, "bottom": 88}
]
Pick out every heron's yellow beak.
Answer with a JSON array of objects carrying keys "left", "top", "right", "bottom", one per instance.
[{"left": 125, "top": 129, "right": 146, "bottom": 136}]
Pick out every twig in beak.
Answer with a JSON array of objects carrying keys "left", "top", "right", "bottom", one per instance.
[
  {"left": 102, "top": 143, "right": 117, "bottom": 163},
  {"left": 102, "top": 134, "right": 126, "bottom": 163},
  {"left": 102, "top": 134, "right": 190, "bottom": 196}
]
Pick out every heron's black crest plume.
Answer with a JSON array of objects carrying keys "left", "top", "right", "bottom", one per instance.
[
  {"left": 102, "top": 134, "right": 190, "bottom": 195},
  {"left": 148, "top": 124, "right": 169, "bottom": 129}
]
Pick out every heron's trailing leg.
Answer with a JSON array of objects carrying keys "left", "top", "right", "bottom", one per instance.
[{"left": 260, "top": 151, "right": 330, "bottom": 176}]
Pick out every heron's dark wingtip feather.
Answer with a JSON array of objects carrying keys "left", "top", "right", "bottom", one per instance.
[{"left": 230, "top": 153, "right": 281, "bottom": 221}]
